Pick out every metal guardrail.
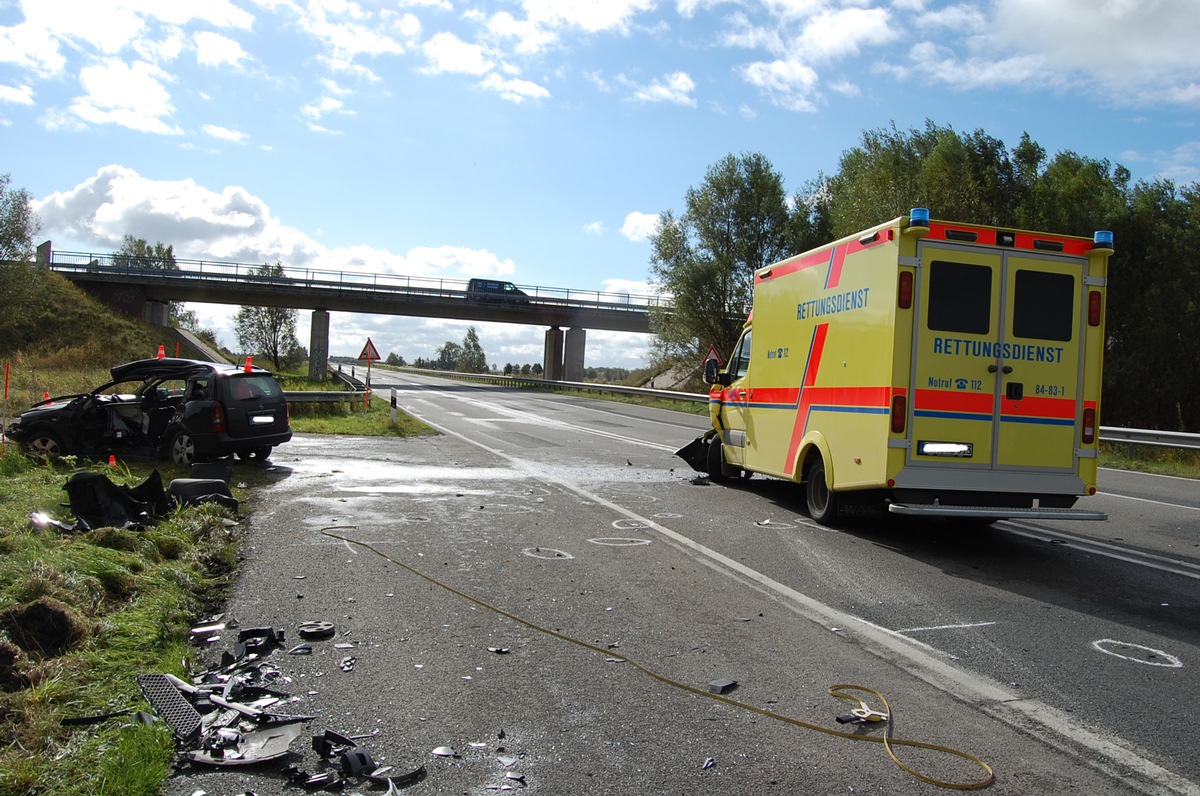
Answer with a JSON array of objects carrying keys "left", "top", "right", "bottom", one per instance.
[
  {"left": 1098, "top": 426, "right": 1200, "bottom": 451},
  {"left": 283, "top": 390, "right": 365, "bottom": 404},
  {"left": 383, "top": 368, "right": 1200, "bottom": 452}
]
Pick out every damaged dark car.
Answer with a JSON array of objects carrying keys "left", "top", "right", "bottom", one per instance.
[{"left": 5, "top": 358, "right": 292, "bottom": 465}]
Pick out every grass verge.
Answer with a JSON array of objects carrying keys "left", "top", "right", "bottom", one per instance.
[
  {"left": 0, "top": 452, "right": 242, "bottom": 796},
  {"left": 0, "top": 364, "right": 433, "bottom": 796}
]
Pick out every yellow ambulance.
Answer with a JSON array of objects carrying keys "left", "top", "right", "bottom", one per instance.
[{"left": 677, "top": 208, "right": 1113, "bottom": 525}]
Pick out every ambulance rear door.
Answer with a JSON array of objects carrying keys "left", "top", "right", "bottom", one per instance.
[{"left": 907, "top": 238, "right": 1085, "bottom": 477}]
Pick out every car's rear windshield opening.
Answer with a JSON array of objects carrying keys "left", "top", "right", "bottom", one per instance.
[{"left": 229, "top": 375, "right": 282, "bottom": 400}]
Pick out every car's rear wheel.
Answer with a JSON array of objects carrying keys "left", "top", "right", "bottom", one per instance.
[
  {"left": 25, "top": 431, "right": 64, "bottom": 459},
  {"left": 169, "top": 432, "right": 197, "bottom": 465},
  {"left": 237, "top": 446, "right": 272, "bottom": 461}
]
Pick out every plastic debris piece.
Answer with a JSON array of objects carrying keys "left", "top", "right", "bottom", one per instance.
[
  {"left": 339, "top": 656, "right": 356, "bottom": 672},
  {"left": 288, "top": 644, "right": 313, "bottom": 655},
  {"left": 431, "top": 746, "right": 456, "bottom": 757},
  {"left": 488, "top": 646, "right": 511, "bottom": 654},
  {"left": 505, "top": 771, "right": 526, "bottom": 783},
  {"left": 136, "top": 673, "right": 202, "bottom": 743},
  {"left": 298, "top": 621, "right": 336, "bottom": 640},
  {"left": 708, "top": 678, "right": 738, "bottom": 694},
  {"left": 703, "top": 757, "right": 715, "bottom": 769},
  {"left": 186, "top": 722, "right": 306, "bottom": 766}
]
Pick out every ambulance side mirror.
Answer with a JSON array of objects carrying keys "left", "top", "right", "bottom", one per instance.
[{"left": 703, "top": 358, "right": 727, "bottom": 386}]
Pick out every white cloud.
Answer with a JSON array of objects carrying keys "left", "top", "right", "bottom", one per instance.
[
  {"left": 480, "top": 73, "right": 551, "bottom": 102},
  {"left": 194, "top": 31, "right": 249, "bottom": 68},
  {"left": 879, "top": 40, "right": 1052, "bottom": 91},
  {"left": 70, "top": 58, "right": 182, "bottom": 134},
  {"left": 301, "top": 96, "right": 346, "bottom": 119},
  {"left": 485, "top": 11, "right": 558, "bottom": 55},
  {"left": 0, "top": 83, "right": 35, "bottom": 105},
  {"left": 602, "top": 277, "right": 652, "bottom": 294},
  {"left": 201, "top": 124, "right": 248, "bottom": 143},
  {"left": 992, "top": 0, "right": 1200, "bottom": 84},
  {"left": 288, "top": 2, "right": 418, "bottom": 66},
  {"left": 522, "top": 0, "right": 656, "bottom": 34},
  {"left": 796, "top": 8, "right": 895, "bottom": 63},
  {"left": 135, "top": 28, "right": 185, "bottom": 64},
  {"left": 421, "top": 32, "right": 494, "bottom": 75},
  {"left": 885, "top": 0, "right": 1200, "bottom": 106},
  {"left": 481, "top": 0, "right": 656, "bottom": 56},
  {"left": 621, "top": 211, "right": 658, "bottom": 241},
  {"left": 738, "top": 58, "right": 819, "bottom": 112},
  {"left": 627, "top": 71, "right": 696, "bottom": 106},
  {"left": 32, "top": 164, "right": 522, "bottom": 278},
  {"left": 583, "top": 221, "right": 604, "bottom": 235}
]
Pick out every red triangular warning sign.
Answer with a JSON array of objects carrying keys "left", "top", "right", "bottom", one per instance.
[{"left": 358, "top": 338, "right": 381, "bottom": 361}]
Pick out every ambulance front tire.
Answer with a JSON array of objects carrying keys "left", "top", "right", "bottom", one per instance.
[
  {"left": 706, "top": 436, "right": 728, "bottom": 482},
  {"left": 805, "top": 454, "right": 839, "bottom": 525}
]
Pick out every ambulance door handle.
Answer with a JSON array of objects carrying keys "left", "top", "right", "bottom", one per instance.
[{"left": 987, "top": 364, "right": 1013, "bottom": 374}]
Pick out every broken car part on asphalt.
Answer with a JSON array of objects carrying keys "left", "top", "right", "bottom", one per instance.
[{"left": 135, "top": 614, "right": 428, "bottom": 790}]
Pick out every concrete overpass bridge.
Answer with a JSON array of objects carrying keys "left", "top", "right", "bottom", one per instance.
[{"left": 39, "top": 243, "right": 661, "bottom": 381}]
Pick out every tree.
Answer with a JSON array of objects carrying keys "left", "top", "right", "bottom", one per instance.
[
  {"left": 435, "top": 341, "right": 462, "bottom": 371},
  {"left": 233, "top": 262, "right": 302, "bottom": 369},
  {"left": 458, "top": 326, "right": 487, "bottom": 373},
  {"left": 0, "top": 175, "right": 45, "bottom": 352},
  {"left": 113, "top": 235, "right": 200, "bottom": 328},
  {"left": 1102, "top": 179, "right": 1200, "bottom": 431},
  {"left": 647, "top": 152, "right": 794, "bottom": 386},
  {"left": 0, "top": 173, "right": 39, "bottom": 261},
  {"left": 386, "top": 352, "right": 407, "bottom": 366},
  {"left": 826, "top": 121, "right": 1030, "bottom": 236}
]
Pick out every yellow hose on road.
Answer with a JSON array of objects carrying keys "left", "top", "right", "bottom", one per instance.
[{"left": 321, "top": 527, "right": 995, "bottom": 789}]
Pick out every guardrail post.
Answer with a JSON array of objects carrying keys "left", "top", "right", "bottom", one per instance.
[{"left": 390, "top": 388, "right": 397, "bottom": 425}]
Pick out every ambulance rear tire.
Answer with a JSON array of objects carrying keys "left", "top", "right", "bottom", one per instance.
[
  {"left": 805, "top": 454, "right": 839, "bottom": 525},
  {"left": 706, "top": 436, "right": 728, "bottom": 482}
]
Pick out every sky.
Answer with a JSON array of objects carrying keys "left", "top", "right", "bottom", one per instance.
[{"left": 2, "top": 0, "right": 1198, "bottom": 370}]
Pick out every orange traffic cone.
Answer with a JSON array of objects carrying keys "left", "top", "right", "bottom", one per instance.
[
  {"left": 108, "top": 455, "right": 118, "bottom": 469},
  {"left": 156, "top": 345, "right": 166, "bottom": 359},
  {"left": 244, "top": 356, "right": 253, "bottom": 372}
]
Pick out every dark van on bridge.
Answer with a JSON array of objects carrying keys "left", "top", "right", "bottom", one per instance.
[{"left": 467, "top": 278, "right": 530, "bottom": 304}]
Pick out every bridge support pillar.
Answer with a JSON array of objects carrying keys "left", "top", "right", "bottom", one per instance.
[
  {"left": 145, "top": 300, "right": 170, "bottom": 327},
  {"left": 309, "top": 309, "right": 330, "bottom": 381},
  {"left": 543, "top": 326, "right": 564, "bottom": 380},
  {"left": 564, "top": 327, "right": 586, "bottom": 381}
]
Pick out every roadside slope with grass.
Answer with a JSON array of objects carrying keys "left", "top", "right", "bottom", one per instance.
[{"left": 0, "top": 267, "right": 432, "bottom": 795}]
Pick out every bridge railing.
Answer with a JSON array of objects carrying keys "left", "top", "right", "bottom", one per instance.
[{"left": 48, "top": 250, "right": 667, "bottom": 312}]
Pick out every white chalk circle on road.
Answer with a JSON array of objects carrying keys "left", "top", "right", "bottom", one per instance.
[{"left": 1092, "top": 639, "right": 1183, "bottom": 668}]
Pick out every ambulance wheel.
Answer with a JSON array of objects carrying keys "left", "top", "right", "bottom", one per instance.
[
  {"left": 706, "top": 436, "right": 728, "bottom": 482},
  {"left": 805, "top": 454, "right": 839, "bottom": 525}
]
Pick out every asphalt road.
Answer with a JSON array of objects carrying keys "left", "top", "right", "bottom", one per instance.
[{"left": 165, "top": 371, "right": 1200, "bottom": 796}]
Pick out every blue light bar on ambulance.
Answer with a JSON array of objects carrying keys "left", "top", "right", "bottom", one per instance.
[
  {"left": 909, "top": 207, "right": 930, "bottom": 226},
  {"left": 1093, "top": 230, "right": 1114, "bottom": 247}
]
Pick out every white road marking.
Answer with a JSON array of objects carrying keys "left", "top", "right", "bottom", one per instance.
[{"left": 396, "top": 387, "right": 1200, "bottom": 796}]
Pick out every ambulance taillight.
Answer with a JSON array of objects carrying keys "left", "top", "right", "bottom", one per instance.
[
  {"left": 1081, "top": 407, "right": 1097, "bottom": 444},
  {"left": 891, "top": 394, "right": 907, "bottom": 434},
  {"left": 898, "top": 271, "right": 913, "bottom": 309},
  {"left": 1088, "top": 290, "right": 1102, "bottom": 326}
]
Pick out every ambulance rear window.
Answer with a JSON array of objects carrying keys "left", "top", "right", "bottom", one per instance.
[
  {"left": 927, "top": 261, "right": 991, "bottom": 335},
  {"left": 1013, "top": 270, "right": 1074, "bottom": 342}
]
